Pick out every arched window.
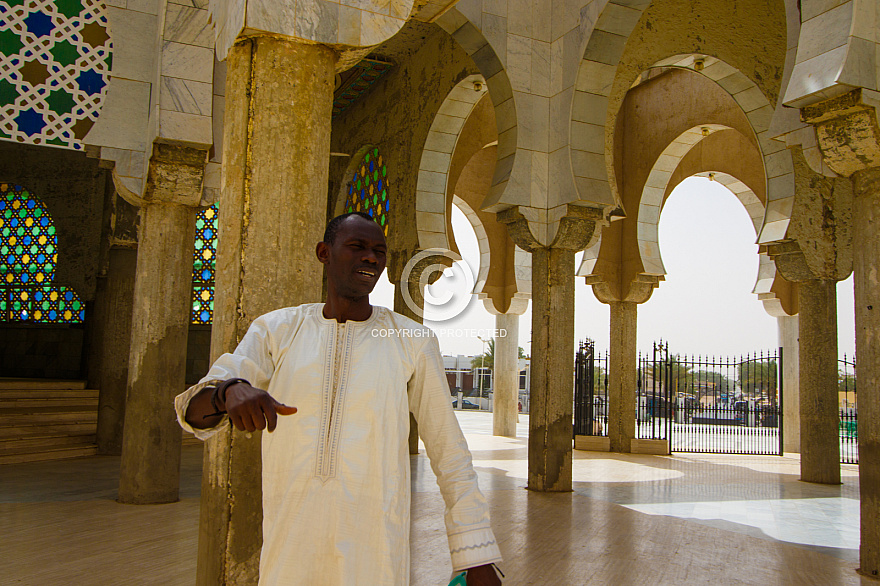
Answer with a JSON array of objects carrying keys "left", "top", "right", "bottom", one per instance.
[
  {"left": 344, "top": 147, "right": 390, "bottom": 235},
  {"left": 0, "top": 183, "right": 84, "bottom": 323},
  {"left": 191, "top": 203, "right": 217, "bottom": 325}
]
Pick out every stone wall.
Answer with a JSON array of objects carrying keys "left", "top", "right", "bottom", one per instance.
[{"left": 0, "top": 323, "right": 84, "bottom": 379}]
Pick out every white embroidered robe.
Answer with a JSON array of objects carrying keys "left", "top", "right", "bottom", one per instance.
[{"left": 175, "top": 303, "right": 502, "bottom": 585}]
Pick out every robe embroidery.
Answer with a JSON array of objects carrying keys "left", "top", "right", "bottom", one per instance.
[{"left": 316, "top": 321, "right": 353, "bottom": 480}]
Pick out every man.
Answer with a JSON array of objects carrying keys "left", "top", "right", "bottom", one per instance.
[{"left": 175, "top": 212, "right": 503, "bottom": 585}]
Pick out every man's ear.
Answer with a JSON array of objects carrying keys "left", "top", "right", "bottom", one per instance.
[{"left": 316, "top": 241, "right": 330, "bottom": 265}]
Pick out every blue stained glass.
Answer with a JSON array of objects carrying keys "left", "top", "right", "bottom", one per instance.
[
  {"left": 64, "top": 291, "right": 72, "bottom": 300},
  {"left": 24, "top": 11, "right": 54, "bottom": 37},
  {"left": 204, "top": 229, "right": 213, "bottom": 239},
  {"left": 200, "top": 310, "right": 210, "bottom": 321},
  {"left": 20, "top": 273, "right": 28, "bottom": 283},
  {"left": 369, "top": 161, "right": 374, "bottom": 173},
  {"left": 384, "top": 201, "right": 389, "bottom": 211},
  {"left": 48, "top": 310, "right": 56, "bottom": 320},
  {"left": 201, "top": 269, "right": 210, "bottom": 280},
  {"left": 378, "top": 179, "right": 383, "bottom": 191},
  {"left": 368, "top": 209, "right": 374, "bottom": 217},
  {"left": 26, "top": 200, "right": 35, "bottom": 209},
  {"left": 40, "top": 217, "right": 49, "bottom": 226},
  {"left": 76, "top": 70, "right": 106, "bottom": 96},
  {"left": 15, "top": 110, "right": 47, "bottom": 136}
]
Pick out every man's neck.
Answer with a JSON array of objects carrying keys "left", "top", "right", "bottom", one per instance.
[{"left": 322, "top": 296, "right": 373, "bottom": 323}]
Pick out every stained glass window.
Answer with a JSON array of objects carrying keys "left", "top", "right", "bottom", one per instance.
[
  {"left": 0, "top": 183, "right": 84, "bottom": 323},
  {"left": 191, "top": 203, "right": 217, "bottom": 325},
  {"left": 0, "top": 0, "right": 113, "bottom": 150},
  {"left": 344, "top": 147, "right": 390, "bottom": 236}
]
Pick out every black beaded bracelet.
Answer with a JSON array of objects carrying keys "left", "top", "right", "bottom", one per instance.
[{"left": 201, "top": 378, "right": 250, "bottom": 420}]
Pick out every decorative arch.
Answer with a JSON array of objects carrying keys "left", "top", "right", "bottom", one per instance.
[
  {"left": 450, "top": 194, "right": 489, "bottom": 297},
  {"left": 0, "top": 0, "right": 113, "bottom": 150},
  {"left": 0, "top": 183, "right": 84, "bottom": 323},
  {"left": 572, "top": 0, "right": 793, "bottom": 237},
  {"left": 413, "top": 74, "right": 488, "bottom": 250}
]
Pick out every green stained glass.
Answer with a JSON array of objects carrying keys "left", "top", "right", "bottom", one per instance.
[
  {"left": 46, "top": 89, "right": 76, "bottom": 115},
  {"left": 344, "top": 147, "right": 391, "bottom": 236},
  {"left": 0, "top": 184, "right": 84, "bottom": 323},
  {"left": 50, "top": 41, "right": 80, "bottom": 68},
  {"left": 191, "top": 203, "right": 218, "bottom": 324}
]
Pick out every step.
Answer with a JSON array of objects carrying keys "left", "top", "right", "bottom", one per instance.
[
  {"left": 0, "top": 411, "right": 98, "bottom": 427},
  {"left": 0, "top": 379, "right": 87, "bottom": 391},
  {"left": 0, "top": 389, "right": 99, "bottom": 400},
  {"left": 0, "top": 398, "right": 100, "bottom": 410},
  {"left": 0, "top": 434, "right": 97, "bottom": 456},
  {"left": 0, "top": 422, "right": 96, "bottom": 440},
  {"left": 0, "top": 445, "right": 98, "bottom": 465}
]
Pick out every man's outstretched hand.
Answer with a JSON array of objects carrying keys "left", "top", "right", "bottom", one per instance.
[
  {"left": 225, "top": 381, "right": 297, "bottom": 433},
  {"left": 466, "top": 564, "right": 502, "bottom": 585}
]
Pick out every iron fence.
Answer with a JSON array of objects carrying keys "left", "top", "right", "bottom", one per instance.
[
  {"left": 839, "top": 355, "right": 858, "bottom": 464},
  {"left": 574, "top": 340, "right": 608, "bottom": 437}
]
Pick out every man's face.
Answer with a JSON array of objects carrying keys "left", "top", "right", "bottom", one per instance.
[{"left": 318, "top": 216, "right": 387, "bottom": 300}]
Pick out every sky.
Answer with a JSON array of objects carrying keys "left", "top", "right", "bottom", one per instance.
[{"left": 371, "top": 177, "right": 857, "bottom": 360}]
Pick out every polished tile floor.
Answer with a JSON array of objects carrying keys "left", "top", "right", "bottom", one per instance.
[{"left": 1, "top": 412, "right": 871, "bottom": 585}]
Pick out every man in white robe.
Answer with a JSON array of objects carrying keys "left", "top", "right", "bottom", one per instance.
[{"left": 175, "top": 212, "right": 503, "bottom": 585}]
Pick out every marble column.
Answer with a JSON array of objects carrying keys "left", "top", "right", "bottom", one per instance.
[
  {"left": 778, "top": 315, "right": 800, "bottom": 454},
  {"left": 608, "top": 301, "right": 637, "bottom": 453},
  {"left": 798, "top": 279, "right": 840, "bottom": 485},
  {"left": 95, "top": 247, "right": 137, "bottom": 455},
  {"left": 494, "top": 312, "right": 519, "bottom": 437},
  {"left": 196, "top": 36, "right": 335, "bottom": 585},
  {"left": 853, "top": 167, "right": 880, "bottom": 577},
  {"left": 118, "top": 200, "right": 199, "bottom": 503}
]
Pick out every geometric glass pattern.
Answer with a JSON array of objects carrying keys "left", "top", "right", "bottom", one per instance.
[
  {"left": 0, "top": 0, "right": 113, "bottom": 150},
  {"left": 332, "top": 57, "right": 392, "bottom": 120},
  {"left": 344, "top": 147, "right": 390, "bottom": 236},
  {"left": 191, "top": 203, "right": 217, "bottom": 325},
  {"left": 0, "top": 183, "right": 84, "bottom": 323}
]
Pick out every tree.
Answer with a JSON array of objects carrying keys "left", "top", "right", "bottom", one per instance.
[
  {"left": 737, "top": 359, "right": 778, "bottom": 404},
  {"left": 471, "top": 338, "right": 496, "bottom": 371}
]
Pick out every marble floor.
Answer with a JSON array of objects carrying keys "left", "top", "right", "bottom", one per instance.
[{"left": 0, "top": 412, "right": 872, "bottom": 585}]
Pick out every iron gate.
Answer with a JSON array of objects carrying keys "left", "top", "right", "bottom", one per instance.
[
  {"left": 839, "top": 355, "right": 858, "bottom": 464},
  {"left": 638, "top": 342, "right": 783, "bottom": 455},
  {"left": 574, "top": 340, "right": 608, "bottom": 437}
]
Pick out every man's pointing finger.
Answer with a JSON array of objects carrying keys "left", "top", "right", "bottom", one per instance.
[{"left": 274, "top": 402, "right": 298, "bottom": 416}]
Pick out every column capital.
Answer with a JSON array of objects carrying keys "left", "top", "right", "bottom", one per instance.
[
  {"left": 801, "top": 89, "right": 880, "bottom": 177},
  {"left": 765, "top": 241, "right": 817, "bottom": 283},
  {"left": 497, "top": 204, "right": 604, "bottom": 252},
  {"left": 116, "top": 143, "right": 209, "bottom": 208}
]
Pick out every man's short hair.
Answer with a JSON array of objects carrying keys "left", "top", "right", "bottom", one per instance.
[{"left": 323, "top": 212, "right": 377, "bottom": 244}]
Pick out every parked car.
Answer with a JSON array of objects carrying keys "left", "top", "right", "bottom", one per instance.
[{"left": 451, "top": 398, "right": 480, "bottom": 410}]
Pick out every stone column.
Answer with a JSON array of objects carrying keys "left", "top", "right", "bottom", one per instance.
[
  {"left": 117, "top": 144, "right": 207, "bottom": 504},
  {"left": 608, "top": 301, "right": 637, "bottom": 453},
  {"left": 500, "top": 204, "right": 602, "bottom": 492},
  {"left": 797, "top": 279, "right": 840, "bottom": 484},
  {"left": 118, "top": 201, "right": 199, "bottom": 503},
  {"left": 527, "top": 246, "right": 577, "bottom": 491},
  {"left": 197, "top": 37, "right": 335, "bottom": 585},
  {"left": 494, "top": 312, "right": 519, "bottom": 437},
  {"left": 95, "top": 247, "right": 137, "bottom": 454},
  {"left": 778, "top": 315, "right": 800, "bottom": 454},
  {"left": 853, "top": 167, "right": 880, "bottom": 577}
]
